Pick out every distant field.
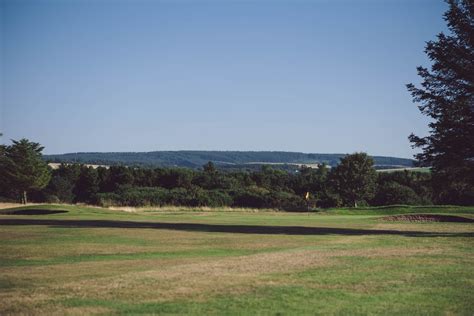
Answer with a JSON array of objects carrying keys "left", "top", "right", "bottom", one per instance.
[
  {"left": 48, "top": 163, "right": 110, "bottom": 169},
  {"left": 0, "top": 204, "right": 472, "bottom": 315},
  {"left": 377, "top": 167, "right": 431, "bottom": 173}
]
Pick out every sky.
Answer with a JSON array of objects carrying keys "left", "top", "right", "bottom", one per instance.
[{"left": 1, "top": 0, "right": 447, "bottom": 157}]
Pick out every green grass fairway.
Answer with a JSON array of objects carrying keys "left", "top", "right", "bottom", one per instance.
[{"left": 1, "top": 205, "right": 473, "bottom": 315}]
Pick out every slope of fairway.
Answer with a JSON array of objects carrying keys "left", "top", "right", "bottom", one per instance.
[{"left": 0, "top": 205, "right": 473, "bottom": 315}]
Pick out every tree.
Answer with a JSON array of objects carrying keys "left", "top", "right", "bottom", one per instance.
[
  {"left": 202, "top": 161, "right": 217, "bottom": 173},
  {"left": 0, "top": 139, "right": 51, "bottom": 204},
  {"left": 329, "top": 153, "right": 377, "bottom": 207},
  {"left": 407, "top": 0, "right": 474, "bottom": 204},
  {"left": 73, "top": 166, "right": 99, "bottom": 203},
  {"left": 292, "top": 164, "right": 329, "bottom": 195},
  {"left": 45, "top": 174, "right": 75, "bottom": 203},
  {"left": 44, "top": 163, "right": 82, "bottom": 202},
  {"left": 103, "top": 166, "right": 134, "bottom": 192},
  {"left": 376, "top": 170, "right": 433, "bottom": 204}
]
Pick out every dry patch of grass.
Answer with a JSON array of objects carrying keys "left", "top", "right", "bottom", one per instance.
[
  {"left": 4, "top": 246, "right": 438, "bottom": 310},
  {"left": 0, "top": 256, "right": 211, "bottom": 313}
]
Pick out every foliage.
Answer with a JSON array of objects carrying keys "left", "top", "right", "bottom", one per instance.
[
  {"left": 45, "top": 175, "right": 76, "bottom": 203},
  {"left": 407, "top": 0, "right": 474, "bottom": 205},
  {"left": 97, "top": 186, "right": 233, "bottom": 208},
  {"left": 0, "top": 138, "right": 464, "bottom": 208},
  {"left": 0, "top": 139, "right": 51, "bottom": 203},
  {"left": 372, "top": 182, "right": 422, "bottom": 206},
  {"left": 375, "top": 170, "right": 432, "bottom": 205},
  {"left": 73, "top": 166, "right": 99, "bottom": 203},
  {"left": 329, "top": 153, "right": 378, "bottom": 207}
]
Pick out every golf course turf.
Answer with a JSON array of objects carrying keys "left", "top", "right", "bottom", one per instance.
[{"left": 0, "top": 204, "right": 473, "bottom": 315}]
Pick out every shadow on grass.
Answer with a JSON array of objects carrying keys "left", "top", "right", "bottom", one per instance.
[
  {"left": 0, "top": 218, "right": 472, "bottom": 237},
  {"left": 0, "top": 209, "right": 68, "bottom": 216}
]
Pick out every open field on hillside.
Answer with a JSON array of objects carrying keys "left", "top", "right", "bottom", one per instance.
[
  {"left": 377, "top": 167, "right": 431, "bottom": 173},
  {"left": 0, "top": 204, "right": 473, "bottom": 315}
]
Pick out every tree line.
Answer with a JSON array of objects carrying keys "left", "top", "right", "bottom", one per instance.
[{"left": 1, "top": 139, "right": 434, "bottom": 209}]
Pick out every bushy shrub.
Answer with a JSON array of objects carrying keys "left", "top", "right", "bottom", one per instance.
[
  {"left": 96, "top": 187, "right": 233, "bottom": 208},
  {"left": 45, "top": 194, "right": 60, "bottom": 204},
  {"left": 372, "top": 182, "right": 422, "bottom": 206},
  {"left": 97, "top": 192, "right": 122, "bottom": 207},
  {"left": 266, "top": 191, "right": 307, "bottom": 211},
  {"left": 231, "top": 189, "right": 268, "bottom": 208},
  {"left": 205, "top": 190, "right": 233, "bottom": 207},
  {"left": 377, "top": 171, "right": 432, "bottom": 205},
  {"left": 317, "top": 191, "right": 343, "bottom": 208}
]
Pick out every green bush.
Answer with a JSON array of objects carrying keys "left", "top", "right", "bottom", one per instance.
[
  {"left": 96, "top": 187, "right": 233, "bottom": 208},
  {"left": 372, "top": 182, "right": 422, "bottom": 206},
  {"left": 231, "top": 189, "right": 268, "bottom": 208}
]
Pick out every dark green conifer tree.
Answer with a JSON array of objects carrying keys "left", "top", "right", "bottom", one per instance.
[
  {"left": 407, "top": 0, "right": 474, "bottom": 204},
  {"left": 0, "top": 139, "right": 51, "bottom": 203}
]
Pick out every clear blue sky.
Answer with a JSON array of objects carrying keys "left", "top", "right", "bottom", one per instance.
[{"left": 1, "top": 0, "right": 447, "bottom": 157}]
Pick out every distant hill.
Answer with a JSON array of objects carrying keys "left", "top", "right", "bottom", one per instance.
[{"left": 44, "top": 151, "right": 415, "bottom": 170}]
